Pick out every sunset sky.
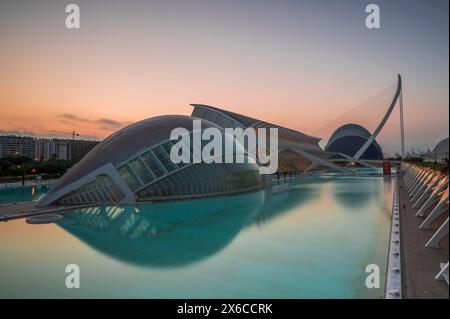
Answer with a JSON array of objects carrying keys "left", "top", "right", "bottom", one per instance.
[{"left": 0, "top": 0, "right": 448, "bottom": 154}]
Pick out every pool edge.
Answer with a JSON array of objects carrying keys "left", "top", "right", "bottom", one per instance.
[{"left": 384, "top": 176, "right": 402, "bottom": 299}]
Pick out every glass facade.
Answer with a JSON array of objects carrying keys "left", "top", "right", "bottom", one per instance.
[
  {"left": 57, "top": 175, "right": 124, "bottom": 205},
  {"left": 117, "top": 166, "right": 142, "bottom": 191},
  {"left": 136, "top": 162, "right": 262, "bottom": 201},
  {"left": 115, "top": 129, "right": 262, "bottom": 202}
]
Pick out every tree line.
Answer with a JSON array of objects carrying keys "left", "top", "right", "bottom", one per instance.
[{"left": 0, "top": 156, "right": 76, "bottom": 180}]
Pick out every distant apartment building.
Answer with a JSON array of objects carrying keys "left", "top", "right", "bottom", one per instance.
[
  {"left": 0, "top": 135, "right": 99, "bottom": 161},
  {"left": 70, "top": 139, "right": 99, "bottom": 161},
  {"left": 0, "top": 135, "right": 36, "bottom": 158}
]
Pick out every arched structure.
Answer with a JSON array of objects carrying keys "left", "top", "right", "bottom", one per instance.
[{"left": 353, "top": 74, "right": 403, "bottom": 159}]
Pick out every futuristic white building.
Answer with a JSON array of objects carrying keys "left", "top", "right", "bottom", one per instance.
[{"left": 37, "top": 115, "right": 263, "bottom": 206}]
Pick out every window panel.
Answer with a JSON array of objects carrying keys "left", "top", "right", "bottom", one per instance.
[
  {"left": 118, "top": 166, "right": 141, "bottom": 191},
  {"left": 136, "top": 161, "right": 262, "bottom": 202},
  {"left": 153, "top": 146, "right": 177, "bottom": 172},
  {"left": 141, "top": 151, "right": 165, "bottom": 178},
  {"left": 129, "top": 158, "right": 154, "bottom": 184}
]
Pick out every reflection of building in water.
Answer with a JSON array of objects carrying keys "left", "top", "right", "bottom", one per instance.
[
  {"left": 56, "top": 174, "right": 390, "bottom": 269},
  {"left": 332, "top": 176, "right": 387, "bottom": 209},
  {"left": 249, "top": 177, "right": 323, "bottom": 226},
  {"left": 57, "top": 191, "right": 265, "bottom": 267},
  {"left": 332, "top": 177, "right": 377, "bottom": 208},
  {"left": 56, "top": 177, "right": 328, "bottom": 268}
]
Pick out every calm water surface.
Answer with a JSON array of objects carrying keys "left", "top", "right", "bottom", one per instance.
[
  {"left": 0, "top": 175, "right": 393, "bottom": 298},
  {"left": 0, "top": 185, "right": 49, "bottom": 204}
]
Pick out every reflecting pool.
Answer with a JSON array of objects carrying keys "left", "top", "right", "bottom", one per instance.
[
  {"left": 0, "top": 174, "right": 393, "bottom": 298},
  {"left": 0, "top": 185, "right": 49, "bottom": 205}
]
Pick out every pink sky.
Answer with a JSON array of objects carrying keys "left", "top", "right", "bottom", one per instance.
[{"left": 0, "top": 1, "right": 448, "bottom": 154}]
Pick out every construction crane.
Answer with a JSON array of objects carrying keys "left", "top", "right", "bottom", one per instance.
[
  {"left": 49, "top": 130, "right": 80, "bottom": 161},
  {"left": 50, "top": 130, "right": 80, "bottom": 141}
]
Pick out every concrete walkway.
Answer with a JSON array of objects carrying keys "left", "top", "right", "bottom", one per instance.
[{"left": 398, "top": 172, "right": 449, "bottom": 298}]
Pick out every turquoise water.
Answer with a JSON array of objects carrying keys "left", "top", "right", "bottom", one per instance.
[
  {"left": 0, "top": 185, "right": 49, "bottom": 205},
  {"left": 0, "top": 174, "right": 393, "bottom": 298}
]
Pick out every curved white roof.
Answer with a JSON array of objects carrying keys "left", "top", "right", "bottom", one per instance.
[
  {"left": 191, "top": 104, "right": 322, "bottom": 145},
  {"left": 49, "top": 115, "right": 223, "bottom": 195},
  {"left": 327, "top": 123, "right": 373, "bottom": 147},
  {"left": 433, "top": 137, "right": 449, "bottom": 153}
]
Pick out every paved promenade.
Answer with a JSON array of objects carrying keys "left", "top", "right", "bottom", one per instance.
[{"left": 398, "top": 172, "right": 449, "bottom": 298}]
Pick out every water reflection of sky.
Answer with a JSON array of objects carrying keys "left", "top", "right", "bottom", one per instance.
[{"left": 0, "top": 175, "right": 393, "bottom": 298}]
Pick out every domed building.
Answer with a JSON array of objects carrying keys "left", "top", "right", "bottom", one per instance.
[
  {"left": 432, "top": 137, "right": 449, "bottom": 161},
  {"left": 325, "top": 124, "right": 383, "bottom": 160},
  {"left": 424, "top": 137, "right": 449, "bottom": 163},
  {"left": 37, "top": 115, "right": 263, "bottom": 206}
]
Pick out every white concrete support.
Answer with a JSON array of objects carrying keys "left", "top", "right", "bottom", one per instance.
[
  {"left": 338, "top": 152, "right": 376, "bottom": 169},
  {"left": 290, "top": 147, "right": 353, "bottom": 175},
  {"left": 416, "top": 179, "right": 448, "bottom": 217},
  {"left": 407, "top": 169, "right": 425, "bottom": 192},
  {"left": 404, "top": 167, "right": 416, "bottom": 187},
  {"left": 411, "top": 172, "right": 437, "bottom": 202},
  {"left": 413, "top": 175, "right": 443, "bottom": 208},
  {"left": 435, "top": 262, "right": 449, "bottom": 285},
  {"left": 399, "top": 88, "right": 405, "bottom": 158},
  {"left": 410, "top": 168, "right": 427, "bottom": 188},
  {"left": 405, "top": 166, "right": 422, "bottom": 187},
  {"left": 37, "top": 162, "right": 135, "bottom": 206},
  {"left": 425, "top": 218, "right": 449, "bottom": 248},
  {"left": 420, "top": 188, "right": 449, "bottom": 229},
  {"left": 409, "top": 171, "right": 431, "bottom": 197}
]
